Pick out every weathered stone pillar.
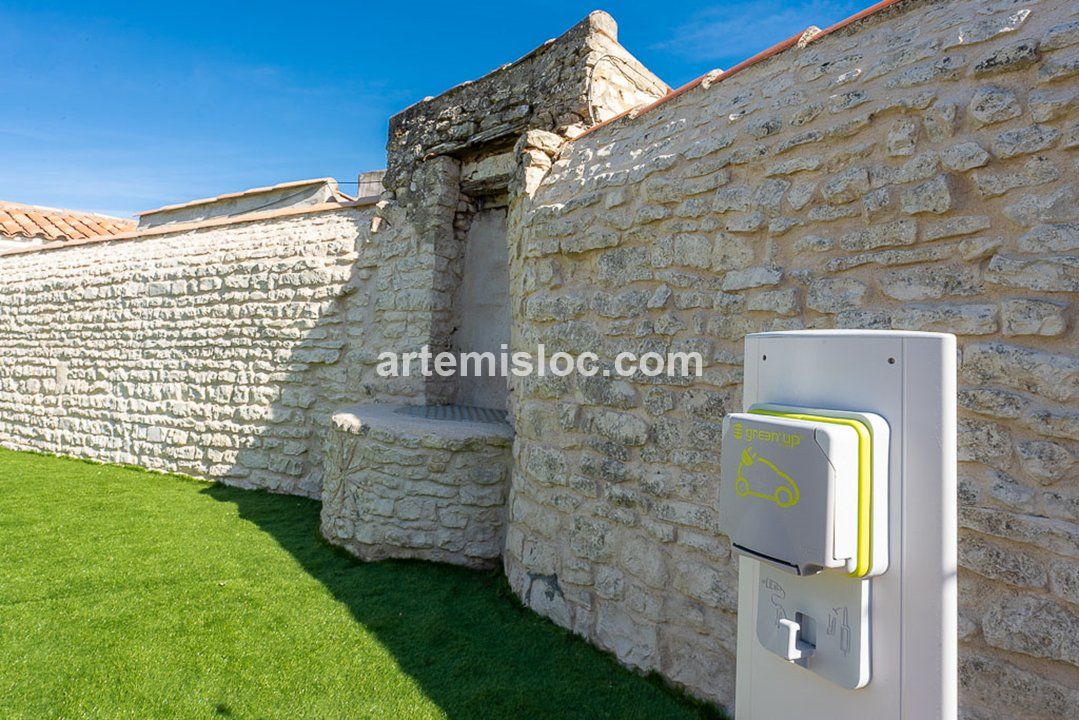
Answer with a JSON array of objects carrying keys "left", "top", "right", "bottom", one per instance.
[{"left": 404, "top": 156, "right": 462, "bottom": 404}]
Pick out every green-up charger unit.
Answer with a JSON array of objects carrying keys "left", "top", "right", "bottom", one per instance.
[{"left": 719, "top": 330, "right": 957, "bottom": 719}]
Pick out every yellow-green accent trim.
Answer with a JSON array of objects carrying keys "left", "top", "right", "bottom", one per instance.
[{"left": 749, "top": 408, "right": 874, "bottom": 578}]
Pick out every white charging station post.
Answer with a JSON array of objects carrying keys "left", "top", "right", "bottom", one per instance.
[{"left": 723, "top": 330, "right": 957, "bottom": 719}]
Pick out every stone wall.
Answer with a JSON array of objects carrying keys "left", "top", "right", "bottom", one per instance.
[
  {"left": 0, "top": 203, "right": 428, "bottom": 497},
  {"left": 0, "top": 10, "right": 666, "bottom": 496},
  {"left": 384, "top": 10, "right": 668, "bottom": 196},
  {"left": 384, "top": 11, "right": 667, "bottom": 407},
  {"left": 504, "top": 0, "right": 1077, "bottom": 716},
  {"left": 0, "top": 2, "right": 1075, "bottom": 716},
  {"left": 322, "top": 404, "right": 513, "bottom": 568}
]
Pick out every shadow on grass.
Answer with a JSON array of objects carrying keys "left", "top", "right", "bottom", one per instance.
[{"left": 201, "top": 484, "right": 722, "bottom": 720}]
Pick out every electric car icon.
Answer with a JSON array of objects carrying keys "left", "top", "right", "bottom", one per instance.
[{"left": 734, "top": 446, "right": 800, "bottom": 508}]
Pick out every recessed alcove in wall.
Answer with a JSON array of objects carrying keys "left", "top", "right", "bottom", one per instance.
[{"left": 450, "top": 194, "right": 511, "bottom": 412}]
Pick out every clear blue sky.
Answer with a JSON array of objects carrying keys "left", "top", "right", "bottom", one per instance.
[{"left": 0, "top": 1, "right": 861, "bottom": 217}]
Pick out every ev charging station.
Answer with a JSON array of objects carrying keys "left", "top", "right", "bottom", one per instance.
[{"left": 720, "top": 330, "right": 957, "bottom": 719}]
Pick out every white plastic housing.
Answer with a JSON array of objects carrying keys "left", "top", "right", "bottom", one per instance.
[
  {"left": 752, "top": 403, "right": 892, "bottom": 578},
  {"left": 732, "top": 330, "right": 957, "bottom": 719},
  {"left": 720, "top": 414, "right": 859, "bottom": 575}
]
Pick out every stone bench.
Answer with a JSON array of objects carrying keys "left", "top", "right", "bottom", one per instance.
[{"left": 320, "top": 404, "right": 513, "bottom": 569}]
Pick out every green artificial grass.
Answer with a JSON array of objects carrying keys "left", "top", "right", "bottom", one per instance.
[{"left": 0, "top": 448, "right": 721, "bottom": 719}]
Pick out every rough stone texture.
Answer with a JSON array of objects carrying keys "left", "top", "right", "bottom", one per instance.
[
  {"left": 0, "top": 1, "right": 1076, "bottom": 717},
  {"left": 384, "top": 14, "right": 666, "bottom": 405},
  {"left": 506, "top": 0, "right": 1078, "bottom": 715},
  {"left": 321, "top": 405, "right": 513, "bottom": 568},
  {"left": 0, "top": 14, "right": 665, "bottom": 499},
  {"left": 0, "top": 205, "right": 427, "bottom": 497},
  {"left": 384, "top": 10, "right": 667, "bottom": 195}
]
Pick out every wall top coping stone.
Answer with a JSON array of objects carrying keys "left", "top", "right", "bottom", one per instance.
[
  {"left": 390, "top": 11, "right": 621, "bottom": 121},
  {"left": 574, "top": 0, "right": 915, "bottom": 142},
  {"left": 138, "top": 177, "right": 354, "bottom": 218},
  {"left": 332, "top": 404, "right": 514, "bottom": 443},
  {"left": 384, "top": 10, "right": 668, "bottom": 191},
  {"left": 0, "top": 196, "right": 379, "bottom": 260}
]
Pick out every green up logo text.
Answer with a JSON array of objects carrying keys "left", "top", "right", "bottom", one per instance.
[{"left": 732, "top": 422, "right": 802, "bottom": 448}]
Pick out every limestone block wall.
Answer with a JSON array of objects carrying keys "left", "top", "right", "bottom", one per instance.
[
  {"left": 385, "top": 10, "right": 668, "bottom": 196},
  {"left": 0, "top": 203, "right": 427, "bottom": 497},
  {"left": 321, "top": 404, "right": 513, "bottom": 569},
  {"left": 504, "top": 0, "right": 1078, "bottom": 715},
  {"left": 384, "top": 11, "right": 668, "bottom": 408}
]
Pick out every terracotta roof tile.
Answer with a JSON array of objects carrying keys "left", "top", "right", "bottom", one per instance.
[
  {"left": 0, "top": 217, "right": 21, "bottom": 235},
  {"left": 0, "top": 201, "right": 135, "bottom": 242}
]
